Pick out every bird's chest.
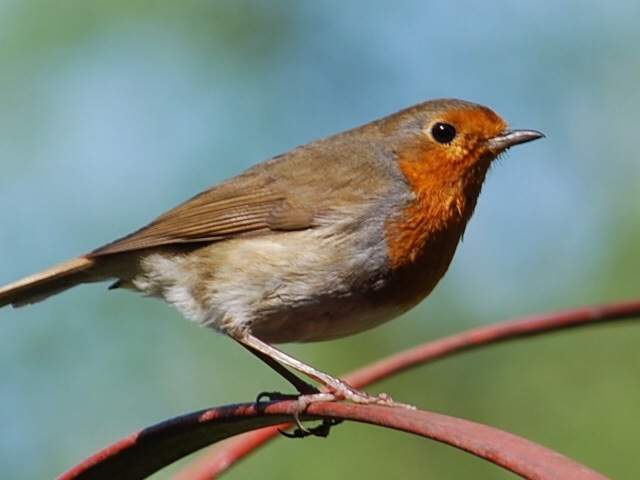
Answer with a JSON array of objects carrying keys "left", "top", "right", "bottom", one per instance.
[{"left": 380, "top": 188, "right": 471, "bottom": 313}]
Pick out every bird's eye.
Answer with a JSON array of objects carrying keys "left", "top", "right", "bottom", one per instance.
[{"left": 430, "top": 122, "right": 457, "bottom": 144}]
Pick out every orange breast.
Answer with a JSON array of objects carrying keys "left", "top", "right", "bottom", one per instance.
[{"left": 383, "top": 148, "right": 485, "bottom": 310}]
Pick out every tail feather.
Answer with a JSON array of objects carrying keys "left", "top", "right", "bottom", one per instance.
[{"left": 0, "top": 256, "right": 98, "bottom": 308}]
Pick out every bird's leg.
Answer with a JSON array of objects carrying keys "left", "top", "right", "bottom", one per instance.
[
  {"left": 239, "top": 339, "right": 351, "bottom": 437},
  {"left": 232, "top": 330, "right": 412, "bottom": 410},
  {"left": 233, "top": 334, "right": 336, "bottom": 436},
  {"left": 238, "top": 341, "right": 321, "bottom": 398},
  {"left": 234, "top": 331, "right": 407, "bottom": 438}
]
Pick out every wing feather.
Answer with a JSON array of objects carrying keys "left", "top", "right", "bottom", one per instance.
[
  {"left": 91, "top": 180, "right": 302, "bottom": 256},
  {"left": 89, "top": 132, "right": 397, "bottom": 258}
]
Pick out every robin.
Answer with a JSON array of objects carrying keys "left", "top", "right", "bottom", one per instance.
[{"left": 0, "top": 98, "right": 543, "bottom": 409}]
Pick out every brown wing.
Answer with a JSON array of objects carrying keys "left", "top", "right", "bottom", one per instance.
[
  {"left": 89, "top": 122, "right": 401, "bottom": 258},
  {"left": 91, "top": 167, "right": 315, "bottom": 257}
]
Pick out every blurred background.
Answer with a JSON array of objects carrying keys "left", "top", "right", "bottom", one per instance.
[{"left": 1, "top": 1, "right": 639, "bottom": 479}]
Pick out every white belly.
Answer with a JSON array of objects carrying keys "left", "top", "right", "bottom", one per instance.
[{"left": 131, "top": 225, "right": 398, "bottom": 343}]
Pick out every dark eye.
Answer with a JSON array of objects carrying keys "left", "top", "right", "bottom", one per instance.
[{"left": 431, "top": 122, "right": 457, "bottom": 144}]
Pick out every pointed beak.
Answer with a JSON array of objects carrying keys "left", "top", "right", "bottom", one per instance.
[{"left": 488, "top": 129, "right": 545, "bottom": 153}]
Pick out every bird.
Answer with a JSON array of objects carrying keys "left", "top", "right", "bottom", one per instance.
[{"left": 0, "top": 98, "right": 543, "bottom": 409}]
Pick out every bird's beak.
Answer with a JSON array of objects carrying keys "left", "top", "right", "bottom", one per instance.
[{"left": 488, "top": 129, "right": 545, "bottom": 152}]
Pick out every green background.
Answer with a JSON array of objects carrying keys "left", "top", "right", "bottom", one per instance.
[{"left": 1, "top": 1, "right": 639, "bottom": 479}]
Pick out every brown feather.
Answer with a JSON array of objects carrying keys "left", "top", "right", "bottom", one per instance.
[
  {"left": 91, "top": 182, "right": 293, "bottom": 256},
  {"left": 88, "top": 135, "right": 393, "bottom": 257},
  {"left": 0, "top": 256, "right": 96, "bottom": 307},
  {"left": 0, "top": 101, "right": 427, "bottom": 307}
]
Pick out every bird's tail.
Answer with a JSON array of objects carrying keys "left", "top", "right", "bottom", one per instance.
[{"left": 0, "top": 256, "right": 100, "bottom": 308}]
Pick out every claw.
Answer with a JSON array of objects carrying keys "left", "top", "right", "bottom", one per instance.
[
  {"left": 279, "top": 418, "right": 344, "bottom": 439},
  {"left": 255, "top": 391, "right": 302, "bottom": 406},
  {"left": 240, "top": 332, "right": 414, "bottom": 438}
]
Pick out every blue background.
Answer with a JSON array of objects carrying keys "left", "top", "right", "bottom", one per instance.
[{"left": 1, "top": 2, "right": 639, "bottom": 478}]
